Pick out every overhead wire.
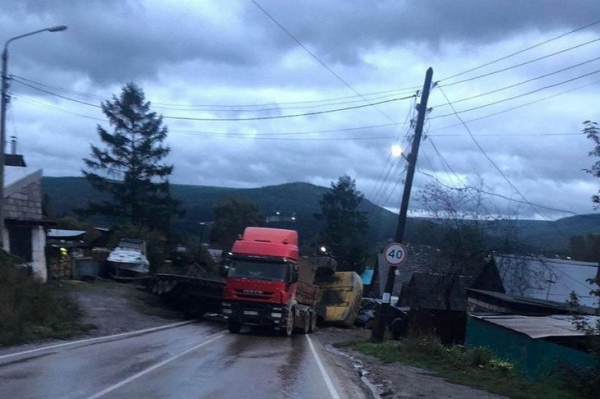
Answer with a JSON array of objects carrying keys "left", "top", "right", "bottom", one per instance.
[
  {"left": 438, "top": 19, "right": 600, "bottom": 82},
  {"left": 11, "top": 77, "right": 415, "bottom": 121},
  {"left": 433, "top": 84, "right": 592, "bottom": 237},
  {"left": 368, "top": 94, "right": 417, "bottom": 205},
  {"left": 430, "top": 54, "right": 600, "bottom": 109},
  {"left": 429, "top": 78, "right": 600, "bottom": 133},
  {"left": 430, "top": 68, "right": 600, "bottom": 120},
  {"left": 439, "top": 36, "right": 600, "bottom": 87},
  {"left": 12, "top": 73, "right": 418, "bottom": 112}
]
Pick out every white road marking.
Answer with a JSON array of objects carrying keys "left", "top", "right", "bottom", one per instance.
[
  {"left": 0, "top": 320, "right": 194, "bottom": 361},
  {"left": 306, "top": 335, "right": 342, "bottom": 399},
  {"left": 87, "top": 333, "right": 224, "bottom": 399}
]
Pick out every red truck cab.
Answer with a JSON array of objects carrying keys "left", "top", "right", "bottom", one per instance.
[{"left": 221, "top": 227, "right": 317, "bottom": 336}]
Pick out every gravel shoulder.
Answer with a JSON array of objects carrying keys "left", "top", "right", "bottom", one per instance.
[{"left": 315, "top": 327, "right": 506, "bottom": 399}]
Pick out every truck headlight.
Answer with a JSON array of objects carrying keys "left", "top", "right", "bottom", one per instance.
[
  {"left": 223, "top": 309, "right": 232, "bottom": 314},
  {"left": 271, "top": 312, "right": 282, "bottom": 318}
]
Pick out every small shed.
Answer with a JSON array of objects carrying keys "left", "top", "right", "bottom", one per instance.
[
  {"left": 466, "top": 314, "right": 599, "bottom": 376},
  {"left": 400, "top": 272, "right": 472, "bottom": 344},
  {"left": 3, "top": 166, "right": 51, "bottom": 281}
]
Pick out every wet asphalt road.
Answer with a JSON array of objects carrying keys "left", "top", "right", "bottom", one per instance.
[{"left": 0, "top": 322, "right": 365, "bottom": 399}]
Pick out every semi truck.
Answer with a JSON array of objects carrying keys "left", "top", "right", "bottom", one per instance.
[{"left": 221, "top": 227, "right": 333, "bottom": 336}]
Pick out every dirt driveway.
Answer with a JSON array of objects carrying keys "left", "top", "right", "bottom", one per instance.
[{"left": 65, "top": 280, "right": 185, "bottom": 337}]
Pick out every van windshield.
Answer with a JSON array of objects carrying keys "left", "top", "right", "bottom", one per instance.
[{"left": 228, "top": 260, "right": 287, "bottom": 282}]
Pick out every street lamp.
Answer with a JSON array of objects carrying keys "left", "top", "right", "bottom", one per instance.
[{"left": 0, "top": 25, "right": 67, "bottom": 249}]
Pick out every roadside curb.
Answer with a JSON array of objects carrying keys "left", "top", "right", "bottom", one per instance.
[{"left": 0, "top": 320, "right": 195, "bottom": 361}]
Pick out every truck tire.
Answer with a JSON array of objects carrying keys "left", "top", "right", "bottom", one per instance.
[
  {"left": 281, "top": 312, "right": 294, "bottom": 337},
  {"left": 298, "top": 313, "right": 309, "bottom": 335},
  {"left": 228, "top": 321, "right": 242, "bottom": 334}
]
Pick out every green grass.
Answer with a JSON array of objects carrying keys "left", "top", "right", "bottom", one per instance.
[
  {"left": 0, "top": 253, "right": 87, "bottom": 346},
  {"left": 337, "top": 337, "right": 579, "bottom": 399}
]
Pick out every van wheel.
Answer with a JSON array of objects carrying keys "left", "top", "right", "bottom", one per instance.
[{"left": 228, "top": 321, "right": 242, "bottom": 334}]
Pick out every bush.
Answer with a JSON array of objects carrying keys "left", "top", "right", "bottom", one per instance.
[
  {"left": 401, "top": 335, "right": 447, "bottom": 357},
  {"left": 467, "top": 346, "right": 494, "bottom": 367},
  {"left": 557, "top": 364, "right": 600, "bottom": 399},
  {"left": 0, "top": 251, "right": 80, "bottom": 345}
]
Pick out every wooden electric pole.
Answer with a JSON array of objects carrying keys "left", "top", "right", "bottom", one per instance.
[{"left": 371, "top": 67, "right": 433, "bottom": 342}]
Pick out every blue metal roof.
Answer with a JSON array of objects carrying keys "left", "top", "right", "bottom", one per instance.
[{"left": 494, "top": 255, "right": 599, "bottom": 307}]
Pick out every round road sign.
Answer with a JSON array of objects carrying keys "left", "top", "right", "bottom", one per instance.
[{"left": 383, "top": 242, "right": 407, "bottom": 266}]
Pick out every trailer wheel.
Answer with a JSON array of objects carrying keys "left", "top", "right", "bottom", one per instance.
[{"left": 228, "top": 321, "right": 242, "bottom": 334}]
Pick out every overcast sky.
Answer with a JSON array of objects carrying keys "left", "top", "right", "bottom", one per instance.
[{"left": 1, "top": 0, "right": 600, "bottom": 220}]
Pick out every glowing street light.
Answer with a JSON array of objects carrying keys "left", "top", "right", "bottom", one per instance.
[{"left": 391, "top": 144, "right": 402, "bottom": 158}]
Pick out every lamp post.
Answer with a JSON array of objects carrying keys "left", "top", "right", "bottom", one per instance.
[{"left": 0, "top": 25, "right": 67, "bottom": 249}]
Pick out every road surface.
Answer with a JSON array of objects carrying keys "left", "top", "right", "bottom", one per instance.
[{"left": 0, "top": 321, "right": 368, "bottom": 399}]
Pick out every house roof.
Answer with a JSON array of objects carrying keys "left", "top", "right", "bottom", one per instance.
[
  {"left": 376, "top": 245, "right": 447, "bottom": 296},
  {"left": 4, "top": 166, "right": 42, "bottom": 198},
  {"left": 47, "top": 229, "right": 86, "bottom": 239},
  {"left": 467, "top": 288, "right": 597, "bottom": 315},
  {"left": 470, "top": 314, "right": 599, "bottom": 339},
  {"left": 492, "top": 255, "right": 599, "bottom": 307},
  {"left": 403, "top": 272, "right": 472, "bottom": 311}
]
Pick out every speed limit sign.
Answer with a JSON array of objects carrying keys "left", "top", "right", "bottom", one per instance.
[{"left": 384, "top": 242, "right": 407, "bottom": 267}]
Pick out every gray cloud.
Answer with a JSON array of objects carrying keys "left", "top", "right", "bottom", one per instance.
[{"left": 2, "top": 0, "right": 599, "bottom": 221}]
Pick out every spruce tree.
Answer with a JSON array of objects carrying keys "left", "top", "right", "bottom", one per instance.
[
  {"left": 315, "top": 175, "right": 369, "bottom": 272},
  {"left": 82, "top": 83, "right": 181, "bottom": 231}
]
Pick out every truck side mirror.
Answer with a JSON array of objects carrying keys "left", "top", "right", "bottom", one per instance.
[{"left": 289, "top": 265, "right": 298, "bottom": 283}]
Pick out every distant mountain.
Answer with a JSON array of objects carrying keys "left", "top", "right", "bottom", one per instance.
[
  {"left": 42, "top": 177, "right": 400, "bottom": 246},
  {"left": 42, "top": 176, "right": 599, "bottom": 252}
]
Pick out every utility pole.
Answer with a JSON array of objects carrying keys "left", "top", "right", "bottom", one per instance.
[
  {"left": 0, "top": 26, "right": 67, "bottom": 249},
  {"left": 371, "top": 67, "right": 433, "bottom": 342}
]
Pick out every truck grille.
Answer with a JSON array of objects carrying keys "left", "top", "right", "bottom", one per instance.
[{"left": 234, "top": 289, "right": 274, "bottom": 300}]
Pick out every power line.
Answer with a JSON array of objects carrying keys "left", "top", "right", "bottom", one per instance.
[
  {"left": 431, "top": 68, "right": 600, "bottom": 120},
  {"left": 11, "top": 77, "right": 415, "bottom": 121},
  {"left": 251, "top": 0, "right": 408, "bottom": 134},
  {"left": 431, "top": 55, "right": 600, "bottom": 109},
  {"left": 13, "top": 94, "right": 588, "bottom": 141},
  {"left": 162, "top": 95, "right": 414, "bottom": 121},
  {"left": 435, "top": 84, "right": 570, "bottom": 228},
  {"left": 429, "top": 78, "right": 600, "bottom": 133},
  {"left": 439, "top": 36, "right": 600, "bottom": 87},
  {"left": 12, "top": 73, "right": 416, "bottom": 112},
  {"left": 416, "top": 168, "right": 589, "bottom": 217},
  {"left": 368, "top": 94, "right": 417, "bottom": 205},
  {"left": 439, "top": 19, "right": 600, "bottom": 82}
]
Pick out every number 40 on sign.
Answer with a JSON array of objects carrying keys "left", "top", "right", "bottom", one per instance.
[{"left": 384, "top": 242, "right": 407, "bottom": 267}]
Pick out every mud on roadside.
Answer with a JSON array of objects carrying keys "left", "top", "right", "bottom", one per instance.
[{"left": 315, "top": 327, "right": 505, "bottom": 399}]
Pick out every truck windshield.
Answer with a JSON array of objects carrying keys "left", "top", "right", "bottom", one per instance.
[{"left": 227, "top": 260, "right": 287, "bottom": 281}]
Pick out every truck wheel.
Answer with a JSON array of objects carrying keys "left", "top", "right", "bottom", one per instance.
[
  {"left": 228, "top": 321, "right": 242, "bottom": 334},
  {"left": 298, "top": 314, "right": 309, "bottom": 335},
  {"left": 281, "top": 312, "right": 294, "bottom": 337}
]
